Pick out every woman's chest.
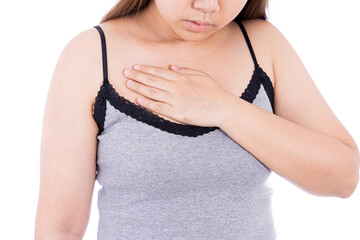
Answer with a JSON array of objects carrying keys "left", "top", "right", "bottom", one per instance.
[
  {"left": 102, "top": 28, "right": 272, "bottom": 124},
  {"left": 96, "top": 102, "right": 271, "bottom": 194}
]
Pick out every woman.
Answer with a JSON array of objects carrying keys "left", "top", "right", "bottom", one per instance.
[{"left": 35, "top": 0, "right": 360, "bottom": 239}]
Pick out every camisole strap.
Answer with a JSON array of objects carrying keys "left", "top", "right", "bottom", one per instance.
[
  {"left": 93, "top": 25, "right": 109, "bottom": 84},
  {"left": 236, "top": 21, "right": 259, "bottom": 68}
]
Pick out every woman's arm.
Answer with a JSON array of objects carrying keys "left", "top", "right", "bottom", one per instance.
[
  {"left": 34, "top": 28, "right": 102, "bottom": 239},
  {"left": 218, "top": 20, "right": 359, "bottom": 198}
]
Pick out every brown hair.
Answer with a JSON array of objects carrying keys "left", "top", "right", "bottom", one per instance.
[{"left": 99, "top": 0, "right": 269, "bottom": 24}]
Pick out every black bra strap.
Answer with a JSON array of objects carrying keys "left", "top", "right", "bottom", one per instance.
[
  {"left": 93, "top": 25, "right": 109, "bottom": 84},
  {"left": 236, "top": 21, "right": 259, "bottom": 68}
]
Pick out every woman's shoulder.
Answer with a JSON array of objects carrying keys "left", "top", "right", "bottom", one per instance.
[
  {"left": 240, "top": 18, "right": 289, "bottom": 57},
  {"left": 61, "top": 18, "right": 140, "bottom": 110},
  {"left": 97, "top": 17, "right": 141, "bottom": 42},
  {"left": 240, "top": 18, "right": 279, "bottom": 36},
  {"left": 238, "top": 18, "right": 293, "bottom": 87},
  {"left": 239, "top": 18, "right": 281, "bottom": 48},
  {"left": 52, "top": 25, "right": 109, "bottom": 113}
]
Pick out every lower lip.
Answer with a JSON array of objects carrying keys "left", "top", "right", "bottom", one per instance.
[{"left": 185, "top": 20, "right": 212, "bottom": 32}]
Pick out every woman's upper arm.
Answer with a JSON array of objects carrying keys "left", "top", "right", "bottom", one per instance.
[
  {"left": 266, "top": 20, "right": 359, "bottom": 154},
  {"left": 35, "top": 28, "right": 102, "bottom": 238}
]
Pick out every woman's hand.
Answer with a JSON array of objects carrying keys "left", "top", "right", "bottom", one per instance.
[{"left": 122, "top": 64, "right": 234, "bottom": 127}]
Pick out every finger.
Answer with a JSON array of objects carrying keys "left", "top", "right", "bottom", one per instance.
[
  {"left": 170, "top": 64, "right": 206, "bottom": 75},
  {"left": 132, "top": 64, "right": 179, "bottom": 81},
  {"left": 123, "top": 68, "right": 172, "bottom": 92},
  {"left": 136, "top": 96, "right": 174, "bottom": 119},
  {"left": 126, "top": 79, "right": 171, "bottom": 104}
]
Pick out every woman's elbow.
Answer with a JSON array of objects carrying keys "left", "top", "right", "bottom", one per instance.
[{"left": 337, "top": 150, "right": 360, "bottom": 199}]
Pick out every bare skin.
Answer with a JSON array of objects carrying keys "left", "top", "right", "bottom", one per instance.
[
  {"left": 35, "top": 1, "right": 359, "bottom": 238},
  {"left": 91, "top": 17, "right": 274, "bottom": 124}
]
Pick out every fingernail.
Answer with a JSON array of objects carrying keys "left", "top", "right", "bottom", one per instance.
[
  {"left": 171, "top": 65, "right": 179, "bottom": 71},
  {"left": 124, "top": 69, "right": 132, "bottom": 76},
  {"left": 137, "top": 97, "right": 144, "bottom": 104},
  {"left": 126, "top": 80, "right": 134, "bottom": 88}
]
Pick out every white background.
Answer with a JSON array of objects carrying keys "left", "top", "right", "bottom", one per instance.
[{"left": 0, "top": 0, "right": 359, "bottom": 239}]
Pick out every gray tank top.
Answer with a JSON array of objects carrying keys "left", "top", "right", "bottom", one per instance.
[{"left": 92, "top": 20, "right": 276, "bottom": 240}]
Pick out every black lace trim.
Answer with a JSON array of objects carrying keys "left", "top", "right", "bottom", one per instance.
[
  {"left": 106, "top": 82, "right": 219, "bottom": 137},
  {"left": 92, "top": 65, "right": 274, "bottom": 137},
  {"left": 93, "top": 81, "right": 107, "bottom": 134},
  {"left": 258, "top": 67, "right": 275, "bottom": 111}
]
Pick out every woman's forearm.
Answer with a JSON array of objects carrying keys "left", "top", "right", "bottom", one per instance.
[{"left": 218, "top": 94, "right": 359, "bottom": 198}]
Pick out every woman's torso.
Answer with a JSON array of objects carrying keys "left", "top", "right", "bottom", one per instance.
[{"left": 91, "top": 18, "right": 277, "bottom": 239}]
